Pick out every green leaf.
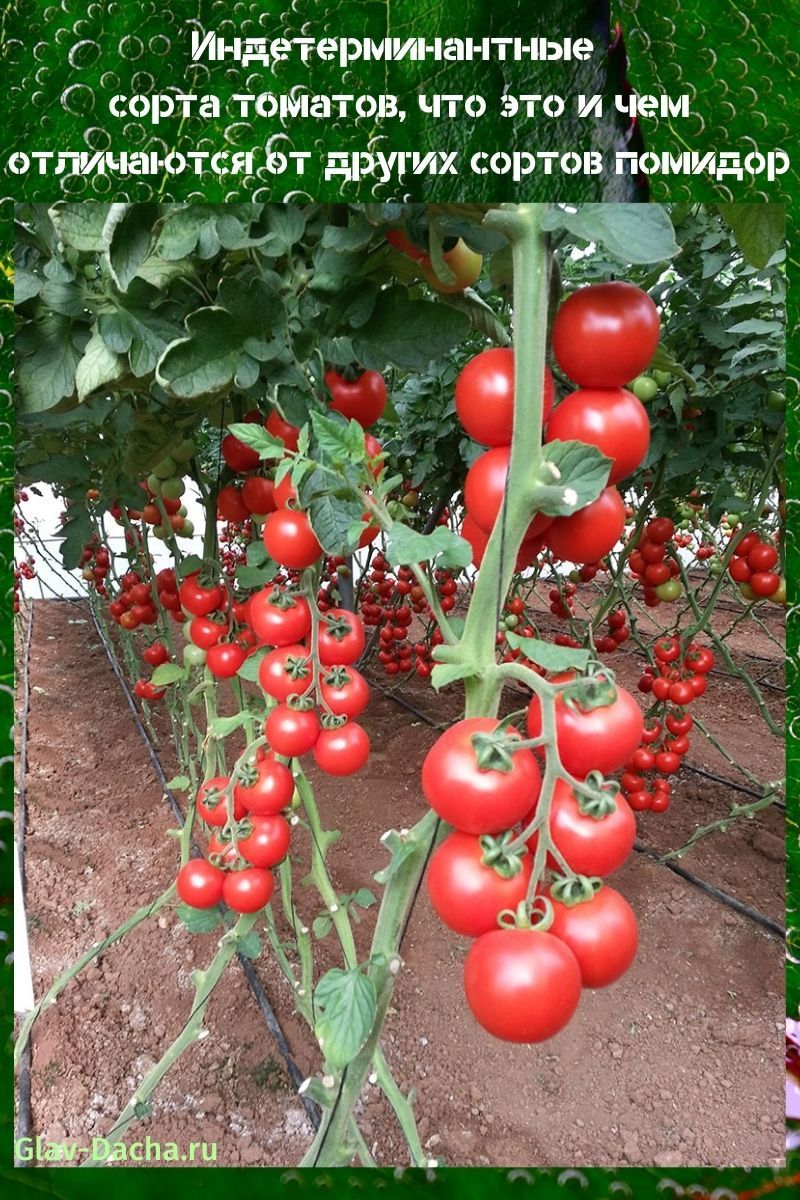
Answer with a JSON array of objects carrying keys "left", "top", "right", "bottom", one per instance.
[
  {"left": 75, "top": 331, "right": 127, "bottom": 402},
  {"left": 236, "top": 647, "right": 268, "bottom": 683},
  {"left": 310, "top": 410, "right": 366, "bottom": 463},
  {"left": 17, "top": 315, "right": 82, "bottom": 412},
  {"left": 49, "top": 201, "right": 112, "bottom": 251},
  {"left": 38, "top": 278, "right": 86, "bottom": 317},
  {"left": 235, "top": 930, "right": 262, "bottom": 960},
  {"left": 14, "top": 268, "right": 43, "bottom": 304},
  {"left": 386, "top": 525, "right": 472, "bottom": 571},
  {"left": 58, "top": 511, "right": 94, "bottom": 570},
  {"left": 718, "top": 203, "right": 785, "bottom": 270},
  {"left": 155, "top": 205, "right": 219, "bottom": 260},
  {"left": 308, "top": 492, "right": 365, "bottom": 555},
  {"left": 98, "top": 285, "right": 181, "bottom": 378},
  {"left": 261, "top": 204, "right": 306, "bottom": 254},
  {"left": 533, "top": 440, "right": 612, "bottom": 515},
  {"left": 350, "top": 888, "right": 377, "bottom": 910},
  {"left": 352, "top": 286, "right": 469, "bottom": 370},
  {"left": 235, "top": 563, "right": 279, "bottom": 589},
  {"left": 228, "top": 421, "right": 285, "bottom": 460},
  {"left": 430, "top": 662, "right": 476, "bottom": 690},
  {"left": 164, "top": 775, "right": 191, "bottom": 791},
  {"left": 208, "top": 712, "right": 251, "bottom": 738},
  {"left": 506, "top": 633, "right": 591, "bottom": 673},
  {"left": 177, "top": 903, "right": 221, "bottom": 934},
  {"left": 150, "top": 663, "right": 187, "bottom": 686},
  {"left": 155, "top": 308, "right": 256, "bottom": 398},
  {"left": 104, "top": 203, "right": 159, "bottom": 292},
  {"left": 313, "top": 968, "right": 377, "bottom": 1069},
  {"left": 312, "top": 915, "right": 333, "bottom": 939},
  {"left": 543, "top": 204, "right": 680, "bottom": 264}
]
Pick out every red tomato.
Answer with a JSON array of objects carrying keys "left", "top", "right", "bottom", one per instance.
[
  {"left": 258, "top": 644, "right": 313, "bottom": 702},
  {"left": 750, "top": 570, "right": 781, "bottom": 597},
  {"left": 455, "top": 347, "right": 554, "bottom": 446},
  {"left": 526, "top": 679, "right": 643, "bottom": 779},
  {"left": 176, "top": 859, "right": 225, "bottom": 909},
  {"left": 545, "top": 388, "right": 650, "bottom": 484},
  {"left": 196, "top": 776, "right": 245, "bottom": 827},
  {"left": 317, "top": 609, "right": 365, "bottom": 665},
  {"left": 422, "top": 718, "right": 541, "bottom": 836},
  {"left": 464, "top": 446, "right": 553, "bottom": 538},
  {"left": 313, "top": 723, "right": 371, "bottom": 776},
  {"left": 221, "top": 432, "right": 260, "bottom": 473},
  {"left": 241, "top": 475, "right": 276, "bottom": 516},
  {"left": 426, "top": 832, "right": 533, "bottom": 937},
  {"left": 548, "top": 886, "right": 638, "bottom": 987},
  {"left": 266, "top": 410, "right": 300, "bottom": 451},
  {"left": 545, "top": 487, "right": 625, "bottom": 564},
  {"left": 263, "top": 509, "right": 322, "bottom": 569},
  {"left": 526, "top": 780, "right": 636, "bottom": 877},
  {"left": 217, "top": 484, "right": 250, "bottom": 523},
  {"left": 463, "top": 928, "right": 582, "bottom": 1042},
  {"left": 249, "top": 589, "right": 311, "bottom": 645},
  {"left": 551, "top": 282, "right": 660, "bottom": 387},
  {"left": 320, "top": 667, "right": 370, "bottom": 719},
  {"left": 645, "top": 517, "right": 674, "bottom": 543},
  {"left": 223, "top": 867, "right": 274, "bottom": 913},
  {"left": 143, "top": 641, "right": 169, "bottom": 666},
  {"left": 206, "top": 641, "right": 247, "bottom": 678},
  {"left": 325, "top": 369, "right": 387, "bottom": 427},
  {"left": 233, "top": 759, "right": 295, "bottom": 815},
  {"left": 747, "top": 542, "right": 778, "bottom": 572},
  {"left": 179, "top": 572, "right": 223, "bottom": 617},
  {"left": 189, "top": 614, "right": 227, "bottom": 649},
  {"left": 265, "top": 704, "right": 320, "bottom": 756},
  {"left": 238, "top": 814, "right": 291, "bottom": 869}
]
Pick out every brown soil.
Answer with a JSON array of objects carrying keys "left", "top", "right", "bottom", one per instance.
[{"left": 17, "top": 598, "right": 785, "bottom": 1168}]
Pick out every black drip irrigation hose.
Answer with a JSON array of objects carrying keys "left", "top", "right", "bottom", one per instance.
[
  {"left": 15, "top": 602, "right": 35, "bottom": 1165},
  {"left": 367, "top": 675, "right": 786, "bottom": 943},
  {"left": 56, "top": 599, "right": 321, "bottom": 1132}
]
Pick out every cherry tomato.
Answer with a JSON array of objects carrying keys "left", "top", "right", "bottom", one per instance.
[
  {"left": 206, "top": 641, "right": 247, "bottom": 678},
  {"left": 313, "top": 722, "right": 371, "bottom": 776},
  {"left": 551, "top": 282, "right": 660, "bottom": 388},
  {"left": 249, "top": 589, "right": 311, "bottom": 646},
  {"left": 241, "top": 475, "right": 277, "bottom": 516},
  {"left": 238, "top": 814, "right": 291, "bottom": 869},
  {"left": 426, "top": 832, "right": 533, "bottom": 937},
  {"left": 325, "top": 369, "right": 387, "bottom": 427},
  {"left": 317, "top": 609, "right": 365, "bottom": 665},
  {"left": 266, "top": 410, "right": 300, "bottom": 451},
  {"left": 320, "top": 667, "right": 370, "bottom": 719},
  {"left": 176, "top": 859, "right": 225, "bottom": 909},
  {"left": 265, "top": 704, "right": 320, "bottom": 757},
  {"left": 179, "top": 573, "right": 223, "bottom": 617},
  {"left": 545, "top": 487, "right": 625, "bottom": 564},
  {"left": 527, "top": 780, "right": 636, "bottom": 876},
  {"left": 221, "top": 432, "right": 260, "bottom": 473},
  {"left": 258, "top": 644, "right": 313, "bottom": 702},
  {"left": 196, "top": 776, "right": 245, "bottom": 827},
  {"left": 263, "top": 509, "right": 322, "bottom": 569},
  {"left": 548, "top": 886, "right": 638, "bottom": 988},
  {"left": 217, "top": 484, "right": 250, "bottom": 523},
  {"left": 189, "top": 614, "right": 227, "bottom": 649},
  {"left": 465, "top": 446, "right": 553, "bottom": 538},
  {"left": 526, "top": 679, "right": 643, "bottom": 780},
  {"left": 223, "top": 867, "right": 274, "bottom": 913},
  {"left": 233, "top": 759, "right": 295, "bottom": 815}
]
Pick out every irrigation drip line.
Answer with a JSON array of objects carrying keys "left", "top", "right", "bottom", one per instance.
[
  {"left": 633, "top": 841, "right": 785, "bottom": 939},
  {"left": 681, "top": 759, "right": 785, "bottom": 807},
  {"left": 75, "top": 601, "right": 321, "bottom": 1132},
  {"left": 14, "top": 602, "right": 35, "bottom": 1164},
  {"left": 368, "top": 676, "right": 785, "bottom": 941}
]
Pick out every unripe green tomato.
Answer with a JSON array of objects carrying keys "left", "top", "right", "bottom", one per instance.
[
  {"left": 504, "top": 613, "right": 519, "bottom": 629},
  {"left": 183, "top": 643, "right": 207, "bottom": 668},
  {"left": 178, "top": 504, "right": 188, "bottom": 517},
  {"left": 768, "top": 577, "right": 786, "bottom": 605},
  {"left": 678, "top": 519, "right": 691, "bottom": 530},
  {"left": 402, "top": 490, "right": 420, "bottom": 509},
  {"left": 388, "top": 501, "right": 406, "bottom": 519},
  {"left": 653, "top": 579, "right": 682, "bottom": 602},
  {"left": 183, "top": 618, "right": 194, "bottom": 641},
  {"left": 172, "top": 438, "right": 197, "bottom": 463},
  {"left": 767, "top": 391, "right": 785, "bottom": 412},
  {"left": 726, "top": 513, "right": 740, "bottom": 527},
  {"left": 569, "top": 570, "right": 580, "bottom": 584},
  {"left": 154, "top": 455, "right": 177, "bottom": 479},
  {"left": 739, "top": 582, "right": 755, "bottom": 602},
  {"left": 177, "top": 519, "right": 194, "bottom": 538},
  {"left": 337, "top": 564, "right": 352, "bottom": 579},
  {"left": 147, "top": 473, "right": 163, "bottom": 496},
  {"left": 631, "top": 375, "right": 658, "bottom": 402},
  {"left": 161, "top": 476, "right": 186, "bottom": 500},
  {"left": 652, "top": 369, "right": 672, "bottom": 387},
  {"left": 498, "top": 619, "right": 509, "bottom": 632},
  {"left": 152, "top": 524, "right": 168, "bottom": 540},
  {"left": 708, "top": 559, "right": 724, "bottom": 578}
]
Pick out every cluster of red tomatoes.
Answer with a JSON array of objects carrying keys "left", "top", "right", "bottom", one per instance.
[
  {"left": 175, "top": 763, "right": 295, "bottom": 915},
  {"left": 421, "top": 667, "right": 642, "bottom": 1043},
  {"left": 457, "top": 282, "right": 660, "bottom": 569},
  {"left": 79, "top": 539, "right": 110, "bottom": 597},
  {"left": 727, "top": 530, "right": 785, "bottom": 605},
  {"left": 626, "top": 638, "right": 715, "bottom": 811},
  {"left": 627, "top": 516, "right": 682, "bottom": 606},
  {"left": 13, "top": 555, "right": 36, "bottom": 615},
  {"left": 359, "top": 554, "right": 455, "bottom": 678}
]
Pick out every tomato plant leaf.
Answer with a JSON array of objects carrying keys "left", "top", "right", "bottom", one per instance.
[
  {"left": 150, "top": 663, "right": 187, "bottom": 686},
  {"left": 104, "top": 203, "right": 158, "bottom": 292},
  {"left": 228, "top": 422, "right": 285, "bottom": 461},
  {"left": 49, "top": 201, "right": 112, "bottom": 252},
  {"left": 177, "top": 904, "right": 221, "bottom": 934},
  {"left": 352, "top": 286, "right": 470, "bottom": 370},
  {"left": 386, "top": 526, "right": 472, "bottom": 571},
  {"left": 236, "top": 648, "right": 269, "bottom": 683},
  {"left": 430, "top": 662, "right": 478, "bottom": 691},
  {"left": 75, "top": 332, "right": 127, "bottom": 402},
  {"left": 57, "top": 511, "right": 94, "bottom": 570},
  {"left": 312, "top": 915, "right": 333, "bottom": 939},
  {"left": 533, "top": 440, "right": 612, "bottom": 515},
  {"left": 16, "top": 314, "right": 84, "bottom": 412},
  {"left": 506, "top": 633, "right": 591, "bottom": 673},
  {"left": 308, "top": 491, "right": 365, "bottom": 554},
  {"left": 208, "top": 713, "right": 251, "bottom": 739},
  {"left": 543, "top": 204, "right": 680, "bottom": 264},
  {"left": 313, "top": 967, "right": 377, "bottom": 1069},
  {"left": 235, "top": 930, "right": 262, "bottom": 960},
  {"left": 164, "top": 776, "right": 191, "bottom": 792},
  {"left": 718, "top": 203, "right": 785, "bottom": 270}
]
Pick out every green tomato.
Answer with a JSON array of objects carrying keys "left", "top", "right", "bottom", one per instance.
[
  {"left": 767, "top": 391, "right": 785, "bottom": 413},
  {"left": 172, "top": 438, "right": 197, "bottom": 463},
  {"left": 504, "top": 613, "right": 519, "bottom": 629},
  {"left": 726, "top": 512, "right": 741, "bottom": 527},
  {"left": 183, "top": 618, "right": 194, "bottom": 641},
  {"left": 653, "top": 579, "right": 682, "bottom": 602},
  {"left": 154, "top": 455, "right": 177, "bottom": 479},
  {"left": 152, "top": 524, "right": 168, "bottom": 540},
  {"left": 708, "top": 559, "right": 724, "bottom": 578},
  {"left": 183, "top": 643, "right": 207, "bottom": 668},
  {"left": 631, "top": 375, "right": 658, "bottom": 402},
  {"left": 652, "top": 369, "right": 672, "bottom": 388},
  {"left": 177, "top": 518, "right": 194, "bottom": 538},
  {"left": 161, "top": 476, "right": 186, "bottom": 500},
  {"left": 147, "top": 473, "right": 163, "bottom": 496}
]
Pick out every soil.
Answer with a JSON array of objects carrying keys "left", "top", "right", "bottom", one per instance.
[{"left": 17, "top": 597, "right": 785, "bottom": 1169}]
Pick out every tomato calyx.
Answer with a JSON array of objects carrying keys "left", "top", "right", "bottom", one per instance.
[
  {"left": 549, "top": 872, "right": 602, "bottom": 907},
  {"left": 235, "top": 762, "right": 260, "bottom": 789},
  {"left": 321, "top": 612, "right": 357, "bottom": 643},
  {"left": 470, "top": 728, "right": 528, "bottom": 774},
  {"left": 573, "top": 772, "right": 621, "bottom": 820},
  {"left": 478, "top": 831, "right": 529, "bottom": 880},
  {"left": 268, "top": 586, "right": 305, "bottom": 612},
  {"left": 319, "top": 711, "right": 348, "bottom": 731},
  {"left": 497, "top": 894, "right": 555, "bottom": 934},
  {"left": 559, "top": 668, "right": 618, "bottom": 715},
  {"left": 323, "top": 665, "right": 353, "bottom": 688},
  {"left": 285, "top": 691, "right": 317, "bottom": 713},
  {"left": 282, "top": 653, "right": 313, "bottom": 681}
]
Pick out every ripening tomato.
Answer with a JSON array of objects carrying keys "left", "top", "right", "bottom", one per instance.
[
  {"left": 233, "top": 759, "right": 295, "bottom": 815},
  {"left": 422, "top": 239, "right": 482, "bottom": 293},
  {"left": 264, "top": 704, "right": 320, "bottom": 757},
  {"left": 463, "top": 928, "right": 582, "bottom": 1042},
  {"left": 551, "top": 282, "right": 661, "bottom": 388},
  {"left": 545, "top": 388, "right": 650, "bottom": 484},
  {"left": 422, "top": 718, "right": 541, "bottom": 836},
  {"left": 238, "top": 814, "right": 291, "bottom": 869},
  {"left": 454, "top": 348, "right": 555, "bottom": 446},
  {"left": 241, "top": 475, "right": 277, "bottom": 516},
  {"left": 545, "top": 487, "right": 626, "bottom": 564},
  {"left": 249, "top": 589, "right": 311, "bottom": 645},
  {"left": 258, "top": 644, "right": 313, "bottom": 702},
  {"left": 221, "top": 432, "right": 261, "bottom": 473},
  {"left": 526, "top": 779, "right": 636, "bottom": 877},
  {"left": 176, "top": 859, "right": 225, "bottom": 909},
  {"left": 426, "top": 832, "right": 533, "bottom": 937},
  {"left": 464, "top": 447, "right": 553, "bottom": 539},
  {"left": 313, "top": 722, "right": 371, "bottom": 776},
  {"left": 263, "top": 509, "right": 322, "bottom": 569},
  {"left": 527, "top": 678, "right": 643, "bottom": 779},
  {"left": 325, "top": 369, "right": 387, "bottom": 427},
  {"left": 548, "top": 885, "right": 638, "bottom": 988},
  {"left": 320, "top": 666, "right": 370, "bottom": 719},
  {"left": 223, "top": 867, "right": 274, "bottom": 913}
]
